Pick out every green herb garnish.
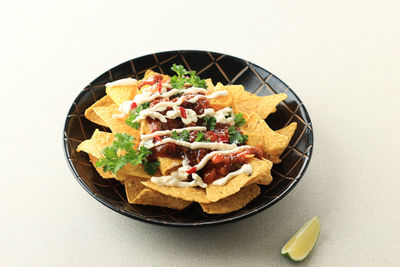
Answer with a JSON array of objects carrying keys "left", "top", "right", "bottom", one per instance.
[
  {"left": 126, "top": 102, "right": 150, "bottom": 129},
  {"left": 204, "top": 116, "right": 217, "bottom": 130},
  {"left": 94, "top": 133, "right": 159, "bottom": 175},
  {"left": 228, "top": 126, "right": 248, "bottom": 145},
  {"left": 171, "top": 130, "right": 190, "bottom": 142},
  {"left": 234, "top": 113, "right": 246, "bottom": 127},
  {"left": 170, "top": 64, "right": 207, "bottom": 89},
  {"left": 195, "top": 131, "right": 204, "bottom": 142}
]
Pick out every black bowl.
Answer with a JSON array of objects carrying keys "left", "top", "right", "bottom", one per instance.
[{"left": 63, "top": 50, "right": 313, "bottom": 227}]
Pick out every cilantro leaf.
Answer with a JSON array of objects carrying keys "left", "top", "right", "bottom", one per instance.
[
  {"left": 195, "top": 131, "right": 204, "bottom": 142},
  {"left": 228, "top": 126, "right": 248, "bottom": 145},
  {"left": 204, "top": 116, "right": 217, "bottom": 130},
  {"left": 143, "top": 160, "right": 160, "bottom": 175},
  {"left": 171, "top": 130, "right": 190, "bottom": 142},
  {"left": 234, "top": 113, "right": 246, "bottom": 127},
  {"left": 126, "top": 102, "right": 150, "bottom": 129},
  {"left": 170, "top": 64, "right": 207, "bottom": 89},
  {"left": 94, "top": 133, "right": 159, "bottom": 175}
]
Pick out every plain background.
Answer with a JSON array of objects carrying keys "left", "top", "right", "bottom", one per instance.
[{"left": 1, "top": 0, "right": 399, "bottom": 266}]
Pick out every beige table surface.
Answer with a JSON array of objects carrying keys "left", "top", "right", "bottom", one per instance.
[{"left": 1, "top": 0, "right": 399, "bottom": 266}]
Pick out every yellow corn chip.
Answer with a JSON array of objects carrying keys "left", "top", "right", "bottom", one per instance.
[
  {"left": 205, "top": 78, "right": 214, "bottom": 90},
  {"left": 241, "top": 112, "right": 289, "bottom": 163},
  {"left": 94, "top": 104, "right": 140, "bottom": 149},
  {"left": 276, "top": 122, "right": 297, "bottom": 140},
  {"left": 227, "top": 84, "right": 287, "bottom": 119},
  {"left": 76, "top": 129, "right": 115, "bottom": 159},
  {"left": 88, "top": 154, "right": 115, "bottom": 179},
  {"left": 119, "top": 164, "right": 154, "bottom": 179},
  {"left": 123, "top": 176, "right": 148, "bottom": 203},
  {"left": 140, "top": 119, "right": 151, "bottom": 135},
  {"left": 84, "top": 95, "right": 114, "bottom": 127},
  {"left": 76, "top": 129, "right": 154, "bottom": 178},
  {"left": 132, "top": 189, "right": 192, "bottom": 210},
  {"left": 158, "top": 157, "right": 182, "bottom": 176},
  {"left": 106, "top": 83, "right": 139, "bottom": 106},
  {"left": 144, "top": 69, "right": 170, "bottom": 81},
  {"left": 141, "top": 181, "right": 211, "bottom": 203},
  {"left": 245, "top": 159, "right": 273, "bottom": 186},
  {"left": 208, "top": 82, "right": 233, "bottom": 111},
  {"left": 206, "top": 158, "right": 272, "bottom": 202},
  {"left": 201, "top": 184, "right": 260, "bottom": 214}
]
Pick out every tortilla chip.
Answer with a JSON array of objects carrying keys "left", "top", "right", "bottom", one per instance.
[
  {"left": 241, "top": 112, "right": 289, "bottom": 163},
  {"left": 276, "top": 122, "right": 297, "bottom": 140},
  {"left": 123, "top": 176, "right": 148, "bottom": 203},
  {"left": 140, "top": 119, "right": 152, "bottom": 135},
  {"left": 144, "top": 70, "right": 170, "bottom": 81},
  {"left": 119, "top": 164, "right": 154, "bottom": 179},
  {"left": 76, "top": 129, "right": 115, "bottom": 159},
  {"left": 200, "top": 184, "right": 260, "bottom": 214},
  {"left": 227, "top": 85, "right": 287, "bottom": 119},
  {"left": 141, "top": 181, "right": 211, "bottom": 203},
  {"left": 205, "top": 78, "right": 214, "bottom": 90},
  {"left": 132, "top": 189, "right": 192, "bottom": 210},
  {"left": 158, "top": 157, "right": 182, "bottom": 176},
  {"left": 76, "top": 129, "right": 154, "bottom": 178},
  {"left": 206, "top": 158, "right": 272, "bottom": 202},
  {"left": 84, "top": 95, "right": 114, "bottom": 127},
  {"left": 94, "top": 104, "right": 140, "bottom": 149},
  {"left": 208, "top": 82, "right": 233, "bottom": 111},
  {"left": 106, "top": 83, "right": 139, "bottom": 106},
  {"left": 245, "top": 159, "right": 273, "bottom": 186},
  {"left": 88, "top": 154, "right": 115, "bottom": 179}
]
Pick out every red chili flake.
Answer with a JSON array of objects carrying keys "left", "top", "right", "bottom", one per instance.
[
  {"left": 179, "top": 107, "right": 187, "bottom": 119},
  {"left": 154, "top": 135, "right": 162, "bottom": 142},
  {"left": 219, "top": 135, "right": 229, "bottom": 143},
  {"left": 130, "top": 102, "right": 137, "bottom": 109},
  {"left": 156, "top": 81, "right": 162, "bottom": 93},
  {"left": 186, "top": 166, "right": 197, "bottom": 174}
]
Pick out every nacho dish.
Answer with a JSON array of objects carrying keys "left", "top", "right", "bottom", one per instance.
[{"left": 77, "top": 64, "right": 297, "bottom": 214}]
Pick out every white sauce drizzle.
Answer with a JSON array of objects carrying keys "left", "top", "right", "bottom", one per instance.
[
  {"left": 144, "top": 138, "right": 237, "bottom": 151},
  {"left": 212, "top": 164, "right": 253, "bottom": 185},
  {"left": 140, "top": 126, "right": 207, "bottom": 142},
  {"left": 106, "top": 79, "right": 254, "bottom": 188}
]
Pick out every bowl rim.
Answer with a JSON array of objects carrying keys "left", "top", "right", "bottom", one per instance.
[{"left": 63, "top": 49, "right": 314, "bottom": 227}]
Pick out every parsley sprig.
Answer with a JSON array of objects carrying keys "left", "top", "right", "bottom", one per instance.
[
  {"left": 234, "top": 113, "right": 246, "bottom": 127},
  {"left": 171, "top": 130, "right": 190, "bottom": 142},
  {"left": 170, "top": 64, "right": 207, "bottom": 89},
  {"left": 228, "top": 127, "right": 248, "bottom": 145},
  {"left": 95, "top": 133, "right": 159, "bottom": 175},
  {"left": 126, "top": 102, "right": 150, "bottom": 129},
  {"left": 204, "top": 116, "right": 217, "bottom": 130}
]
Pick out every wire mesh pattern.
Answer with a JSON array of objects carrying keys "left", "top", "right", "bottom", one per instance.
[{"left": 63, "top": 50, "right": 313, "bottom": 227}]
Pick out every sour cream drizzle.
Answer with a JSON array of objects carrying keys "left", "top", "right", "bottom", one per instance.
[
  {"left": 143, "top": 138, "right": 237, "bottom": 151},
  {"left": 150, "top": 146, "right": 254, "bottom": 187},
  {"left": 106, "top": 77, "right": 254, "bottom": 188},
  {"left": 140, "top": 126, "right": 207, "bottom": 142}
]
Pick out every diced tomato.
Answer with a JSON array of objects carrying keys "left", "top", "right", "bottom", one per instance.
[
  {"left": 186, "top": 166, "right": 197, "bottom": 174},
  {"left": 154, "top": 135, "right": 162, "bottom": 142},
  {"left": 156, "top": 81, "right": 162, "bottom": 93},
  {"left": 130, "top": 102, "right": 137, "bottom": 109},
  {"left": 218, "top": 135, "right": 229, "bottom": 143},
  {"left": 179, "top": 107, "right": 187, "bottom": 119},
  {"left": 211, "top": 154, "right": 224, "bottom": 164},
  {"left": 207, "top": 131, "right": 218, "bottom": 142}
]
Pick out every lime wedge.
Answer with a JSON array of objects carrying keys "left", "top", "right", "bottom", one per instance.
[{"left": 281, "top": 216, "right": 320, "bottom": 261}]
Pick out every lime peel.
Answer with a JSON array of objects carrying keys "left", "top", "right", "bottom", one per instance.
[{"left": 281, "top": 216, "right": 320, "bottom": 261}]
